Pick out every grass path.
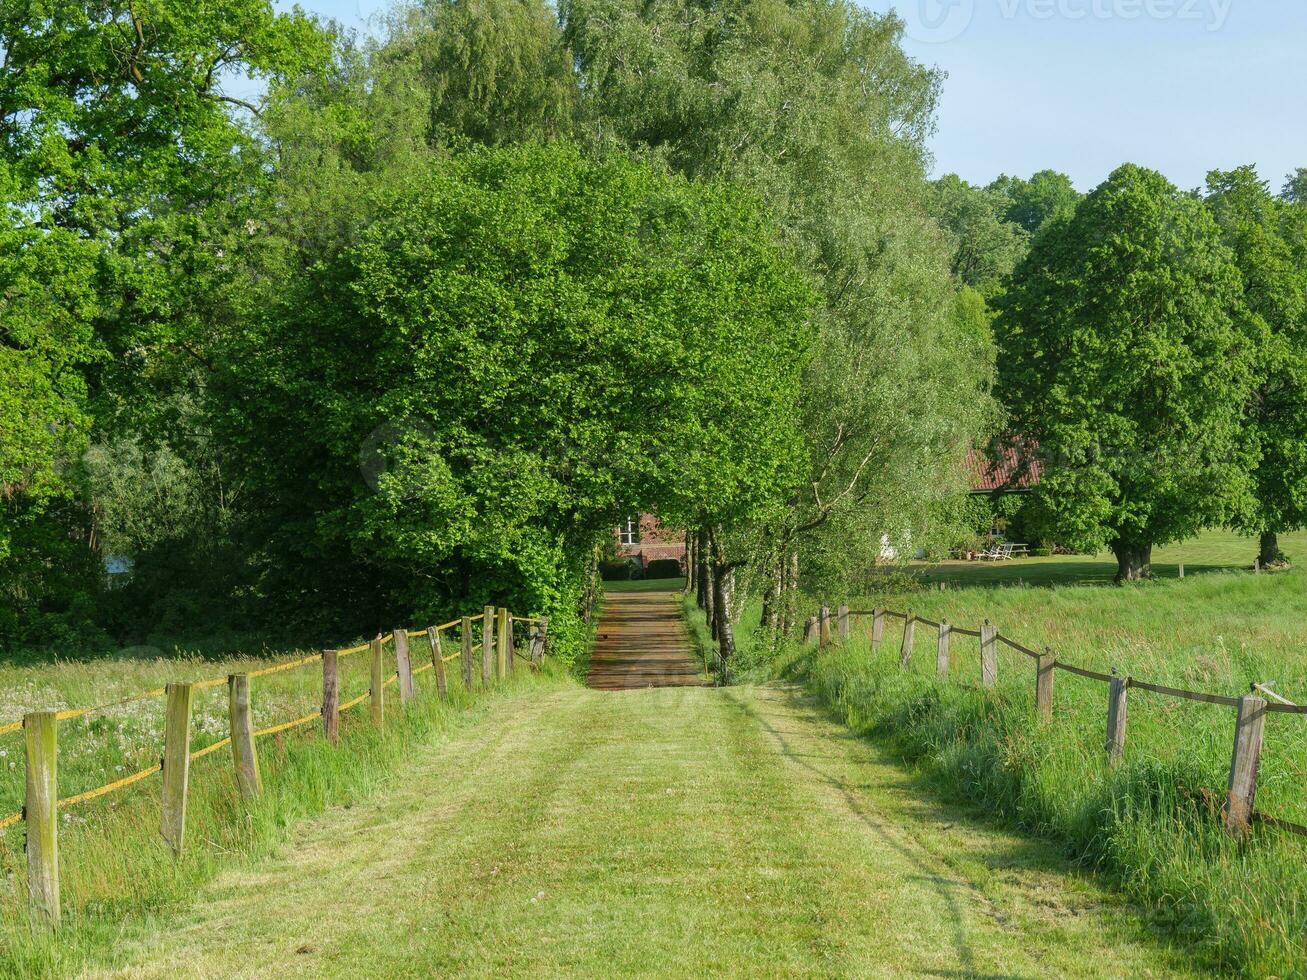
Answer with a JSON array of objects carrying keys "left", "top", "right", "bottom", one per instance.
[{"left": 92, "top": 683, "right": 1202, "bottom": 978}]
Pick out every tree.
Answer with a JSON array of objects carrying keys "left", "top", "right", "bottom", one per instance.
[
  {"left": 1282, "top": 168, "right": 1307, "bottom": 204},
  {"left": 0, "top": 0, "right": 326, "bottom": 643},
  {"left": 1206, "top": 166, "right": 1307, "bottom": 566},
  {"left": 990, "top": 170, "right": 1081, "bottom": 234},
  {"left": 214, "top": 142, "right": 813, "bottom": 657},
  {"left": 929, "top": 174, "right": 1029, "bottom": 295},
  {"left": 996, "top": 164, "right": 1256, "bottom": 582},
  {"left": 563, "top": 0, "right": 997, "bottom": 652}
]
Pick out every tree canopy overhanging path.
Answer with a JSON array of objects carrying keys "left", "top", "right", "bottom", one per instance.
[{"left": 94, "top": 686, "right": 1203, "bottom": 974}]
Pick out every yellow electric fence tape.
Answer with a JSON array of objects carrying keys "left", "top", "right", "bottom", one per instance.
[
  {"left": 255, "top": 711, "right": 320, "bottom": 739},
  {"left": 250, "top": 653, "right": 322, "bottom": 678},
  {"left": 59, "top": 762, "right": 162, "bottom": 810}
]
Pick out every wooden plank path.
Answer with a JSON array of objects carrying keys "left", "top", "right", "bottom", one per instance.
[{"left": 585, "top": 589, "right": 708, "bottom": 690}]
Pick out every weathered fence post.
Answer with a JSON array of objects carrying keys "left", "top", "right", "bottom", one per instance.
[
  {"left": 1178, "top": 563, "right": 1185, "bottom": 580},
  {"left": 1254, "top": 557, "right": 1261, "bottom": 575},
  {"left": 533, "top": 616, "right": 550, "bottom": 665},
  {"left": 161, "top": 682, "right": 194, "bottom": 855},
  {"left": 871, "top": 608, "right": 885, "bottom": 650},
  {"left": 899, "top": 613, "right": 915, "bottom": 669},
  {"left": 936, "top": 621, "right": 951, "bottom": 679},
  {"left": 369, "top": 634, "right": 385, "bottom": 728},
  {"left": 803, "top": 615, "right": 817, "bottom": 645},
  {"left": 1105, "top": 671, "right": 1128, "bottom": 766},
  {"left": 482, "top": 606, "right": 495, "bottom": 686},
  {"left": 228, "top": 673, "right": 260, "bottom": 801},
  {"left": 322, "top": 649, "right": 339, "bottom": 743},
  {"left": 1225, "top": 691, "right": 1267, "bottom": 834},
  {"left": 837, "top": 604, "right": 849, "bottom": 642},
  {"left": 24, "top": 711, "right": 58, "bottom": 928},
  {"left": 428, "top": 627, "right": 448, "bottom": 700},
  {"left": 461, "top": 616, "right": 474, "bottom": 688},
  {"left": 819, "top": 606, "right": 832, "bottom": 648},
  {"left": 1035, "top": 648, "right": 1055, "bottom": 719},
  {"left": 980, "top": 621, "right": 997, "bottom": 688},
  {"left": 498, "top": 608, "right": 510, "bottom": 677},
  {"left": 393, "top": 628, "right": 415, "bottom": 704}
]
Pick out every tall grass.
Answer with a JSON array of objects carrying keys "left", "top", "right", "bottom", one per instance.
[
  {"left": 695, "top": 565, "right": 1307, "bottom": 975},
  {"left": 0, "top": 637, "right": 570, "bottom": 978}
]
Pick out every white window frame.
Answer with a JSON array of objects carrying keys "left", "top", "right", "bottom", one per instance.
[{"left": 618, "top": 516, "right": 640, "bottom": 546}]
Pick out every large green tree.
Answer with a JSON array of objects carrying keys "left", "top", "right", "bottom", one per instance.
[
  {"left": 1206, "top": 166, "right": 1307, "bottom": 566},
  {"left": 561, "top": 0, "right": 996, "bottom": 647},
  {"left": 0, "top": 0, "right": 325, "bottom": 643},
  {"left": 996, "top": 164, "right": 1256, "bottom": 581},
  {"left": 215, "top": 142, "right": 813, "bottom": 656}
]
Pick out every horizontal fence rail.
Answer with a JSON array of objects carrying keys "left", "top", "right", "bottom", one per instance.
[
  {"left": 0, "top": 607, "right": 550, "bottom": 928},
  {"left": 816, "top": 603, "right": 1306, "bottom": 844}
]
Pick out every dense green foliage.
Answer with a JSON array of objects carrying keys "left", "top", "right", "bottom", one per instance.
[
  {"left": 1205, "top": 167, "right": 1307, "bottom": 565},
  {"left": 996, "top": 165, "right": 1257, "bottom": 580},
  {"left": 218, "top": 143, "right": 812, "bottom": 658}
]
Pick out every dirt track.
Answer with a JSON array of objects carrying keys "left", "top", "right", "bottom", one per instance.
[{"left": 585, "top": 589, "right": 708, "bottom": 690}]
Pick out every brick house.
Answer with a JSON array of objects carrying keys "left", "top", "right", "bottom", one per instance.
[{"left": 614, "top": 514, "right": 686, "bottom": 572}]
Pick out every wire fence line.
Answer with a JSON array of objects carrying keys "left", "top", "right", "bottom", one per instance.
[
  {"left": 2, "top": 607, "right": 551, "bottom": 928},
  {"left": 807, "top": 603, "right": 1307, "bottom": 843}
]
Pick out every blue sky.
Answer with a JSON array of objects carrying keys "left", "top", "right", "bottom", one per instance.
[{"left": 277, "top": 0, "right": 1307, "bottom": 193}]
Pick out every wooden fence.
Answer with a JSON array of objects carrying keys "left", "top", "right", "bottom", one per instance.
[
  {"left": 805, "top": 602, "right": 1307, "bottom": 842},
  {"left": 0, "top": 607, "right": 551, "bottom": 928}
]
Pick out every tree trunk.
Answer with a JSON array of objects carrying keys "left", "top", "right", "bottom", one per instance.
[
  {"left": 695, "top": 527, "right": 710, "bottom": 611},
  {"left": 1111, "top": 540, "right": 1153, "bottom": 582},
  {"left": 782, "top": 548, "right": 799, "bottom": 637},
  {"left": 760, "top": 552, "right": 781, "bottom": 639},
  {"left": 685, "top": 533, "right": 696, "bottom": 594},
  {"left": 713, "top": 563, "right": 736, "bottom": 682},
  {"left": 581, "top": 548, "right": 600, "bottom": 625},
  {"left": 1259, "top": 531, "right": 1286, "bottom": 568}
]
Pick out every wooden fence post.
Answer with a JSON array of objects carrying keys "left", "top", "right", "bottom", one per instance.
[
  {"left": 369, "top": 634, "right": 385, "bottom": 728},
  {"left": 1254, "top": 557, "right": 1261, "bottom": 575},
  {"left": 393, "top": 628, "right": 415, "bottom": 703},
  {"left": 1178, "top": 563, "right": 1185, "bottom": 580},
  {"left": 1225, "top": 692, "right": 1267, "bottom": 834},
  {"left": 1105, "top": 672, "right": 1128, "bottom": 766},
  {"left": 980, "top": 621, "right": 997, "bottom": 688},
  {"left": 871, "top": 608, "right": 884, "bottom": 650},
  {"left": 936, "top": 621, "right": 950, "bottom": 679},
  {"left": 461, "top": 616, "right": 474, "bottom": 689},
  {"left": 1035, "top": 649, "right": 1055, "bottom": 719},
  {"left": 228, "top": 673, "right": 261, "bottom": 801},
  {"left": 899, "top": 613, "right": 915, "bottom": 669},
  {"left": 819, "top": 606, "right": 832, "bottom": 648},
  {"left": 428, "top": 627, "right": 448, "bottom": 700},
  {"left": 481, "top": 606, "right": 495, "bottom": 686},
  {"left": 23, "top": 711, "right": 58, "bottom": 928},
  {"left": 837, "top": 604, "right": 849, "bottom": 642},
  {"left": 322, "top": 649, "right": 339, "bottom": 744},
  {"left": 532, "top": 616, "right": 550, "bottom": 666},
  {"left": 160, "top": 682, "right": 194, "bottom": 856},
  {"left": 497, "top": 608, "right": 510, "bottom": 677},
  {"left": 803, "top": 615, "right": 817, "bottom": 645}
]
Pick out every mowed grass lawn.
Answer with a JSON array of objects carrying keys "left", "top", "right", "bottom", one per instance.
[
  {"left": 90, "top": 685, "right": 1200, "bottom": 978},
  {"left": 783, "top": 528, "right": 1307, "bottom": 974}
]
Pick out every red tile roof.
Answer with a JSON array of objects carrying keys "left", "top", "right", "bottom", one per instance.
[{"left": 967, "top": 442, "right": 1042, "bottom": 492}]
